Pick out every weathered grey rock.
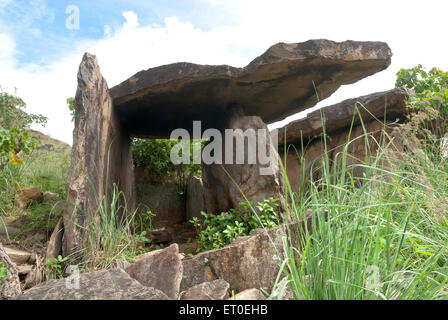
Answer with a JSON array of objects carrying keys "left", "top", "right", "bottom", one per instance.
[
  {"left": 186, "top": 176, "right": 206, "bottom": 223},
  {"left": 135, "top": 176, "right": 184, "bottom": 228},
  {"left": 180, "top": 279, "right": 230, "bottom": 300},
  {"left": 277, "top": 87, "right": 412, "bottom": 147},
  {"left": 181, "top": 226, "right": 284, "bottom": 293},
  {"left": 110, "top": 40, "right": 392, "bottom": 138},
  {"left": 14, "top": 268, "right": 170, "bottom": 300},
  {"left": 14, "top": 188, "right": 43, "bottom": 209},
  {"left": 63, "top": 53, "right": 135, "bottom": 263},
  {"left": 202, "top": 113, "right": 286, "bottom": 217},
  {"left": 228, "top": 288, "right": 266, "bottom": 300},
  {"left": 125, "top": 243, "right": 182, "bottom": 299},
  {"left": 0, "top": 243, "right": 22, "bottom": 300},
  {"left": 181, "top": 210, "right": 321, "bottom": 293},
  {"left": 46, "top": 217, "right": 63, "bottom": 260}
]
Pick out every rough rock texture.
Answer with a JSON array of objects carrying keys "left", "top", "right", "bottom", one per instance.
[
  {"left": 125, "top": 244, "right": 182, "bottom": 299},
  {"left": 3, "top": 246, "right": 32, "bottom": 265},
  {"left": 181, "top": 210, "right": 321, "bottom": 293},
  {"left": 14, "top": 268, "right": 169, "bottom": 300},
  {"left": 14, "top": 188, "right": 43, "bottom": 209},
  {"left": 180, "top": 279, "right": 230, "bottom": 300},
  {"left": 46, "top": 217, "right": 63, "bottom": 260},
  {"left": 181, "top": 226, "right": 284, "bottom": 293},
  {"left": 277, "top": 87, "right": 412, "bottom": 146},
  {"left": 202, "top": 112, "right": 286, "bottom": 216},
  {"left": 186, "top": 176, "right": 206, "bottom": 223},
  {"left": 0, "top": 243, "right": 22, "bottom": 300},
  {"left": 62, "top": 53, "right": 135, "bottom": 263},
  {"left": 110, "top": 40, "right": 392, "bottom": 138},
  {"left": 229, "top": 288, "right": 266, "bottom": 300},
  {"left": 277, "top": 88, "right": 412, "bottom": 193},
  {"left": 135, "top": 177, "right": 185, "bottom": 228}
]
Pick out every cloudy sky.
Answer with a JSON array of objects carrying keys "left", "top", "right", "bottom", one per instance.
[{"left": 1, "top": 0, "right": 447, "bottom": 144}]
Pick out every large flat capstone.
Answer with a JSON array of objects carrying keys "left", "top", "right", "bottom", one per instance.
[{"left": 110, "top": 39, "right": 392, "bottom": 138}]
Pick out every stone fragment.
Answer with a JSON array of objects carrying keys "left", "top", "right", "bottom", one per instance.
[
  {"left": 228, "top": 288, "right": 266, "bottom": 300},
  {"left": 180, "top": 279, "right": 230, "bottom": 300},
  {"left": 125, "top": 243, "right": 182, "bottom": 299},
  {"left": 15, "top": 268, "right": 170, "bottom": 300},
  {"left": 14, "top": 188, "right": 43, "bottom": 209}
]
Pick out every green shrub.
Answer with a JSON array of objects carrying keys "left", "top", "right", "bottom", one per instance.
[
  {"left": 45, "top": 255, "right": 69, "bottom": 279},
  {"left": 190, "top": 198, "right": 281, "bottom": 252},
  {"left": 396, "top": 65, "right": 448, "bottom": 138}
]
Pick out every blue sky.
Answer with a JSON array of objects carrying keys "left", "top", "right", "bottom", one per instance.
[
  {"left": 1, "top": 0, "right": 236, "bottom": 66},
  {"left": 1, "top": 0, "right": 448, "bottom": 144}
]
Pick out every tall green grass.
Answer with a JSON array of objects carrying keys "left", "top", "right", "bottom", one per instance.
[{"left": 274, "top": 113, "right": 448, "bottom": 300}]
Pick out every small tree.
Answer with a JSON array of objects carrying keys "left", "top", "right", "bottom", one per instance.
[{"left": 0, "top": 90, "right": 47, "bottom": 168}]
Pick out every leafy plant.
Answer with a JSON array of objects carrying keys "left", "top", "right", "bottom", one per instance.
[
  {"left": 66, "top": 97, "right": 76, "bottom": 122},
  {"left": 396, "top": 64, "right": 448, "bottom": 138},
  {"left": 190, "top": 198, "right": 280, "bottom": 252},
  {"left": 0, "top": 92, "right": 47, "bottom": 130},
  {"left": 45, "top": 255, "right": 69, "bottom": 279},
  {"left": 0, "top": 262, "right": 7, "bottom": 279}
]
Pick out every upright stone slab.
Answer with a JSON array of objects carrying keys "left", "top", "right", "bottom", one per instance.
[
  {"left": 62, "top": 53, "right": 135, "bottom": 262},
  {"left": 202, "top": 109, "right": 285, "bottom": 215}
]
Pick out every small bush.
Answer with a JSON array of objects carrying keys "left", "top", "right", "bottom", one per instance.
[{"left": 190, "top": 198, "right": 281, "bottom": 252}]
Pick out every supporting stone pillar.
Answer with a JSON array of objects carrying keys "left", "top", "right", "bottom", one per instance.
[
  {"left": 202, "top": 108, "right": 285, "bottom": 217},
  {"left": 61, "top": 53, "right": 135, "bottom": 263}
]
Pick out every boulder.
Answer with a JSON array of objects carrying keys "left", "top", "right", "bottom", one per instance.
[
  {"left": 62, "top": 53, "right": 135, "bottom": 263},
  {"left": 125, "top": 243, "right": 182, "bottom": 299},
  {"left": 181, "top": 226, "right": 284, "bottom": 293},
  {"left": 186, "top": 176, "right": 206, "bottom": 223},
  {"left": 228, "top": 288, "right": 266, "bottom": 300},
  {"left": 110, "top": 40, "right": 392, "bottom": 138},
  {"left": 181, "top": 211, "right": 320, "bottom": 293},
  {"left": 14, "top": 188, "right": 43, "bottom": 209},
  {"left": 14, "top": 268, "right": 169, "bottom": 300},
  {"left": 0, "top": 243, "right": 22, "bottom": 300},
  {"left": 180, "top": 279, "right": 230, "bottom": 300}
]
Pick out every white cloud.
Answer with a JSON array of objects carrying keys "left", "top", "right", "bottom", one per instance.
[{"left": 1, "top": 1, "right": 448, "bottom": 144}]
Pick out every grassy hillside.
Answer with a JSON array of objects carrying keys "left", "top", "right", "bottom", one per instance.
[{"left": 0, "top": 130, "right": 71, "bottom": 243}]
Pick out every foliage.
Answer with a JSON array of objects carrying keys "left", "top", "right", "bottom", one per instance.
[
  {"left": 190, "top": 198, "right": 281, "bottom": 252},
  {"left": 396, "top": 64, "right": 448, "bottom": 137},
  {"left": 0, "top": 127, "right": 35, "bottom": 168},
  {"left": 274, "top": 113, "right": 448, "bottom": 300},
  {"left": 45, "top": 255, "right": 69, "bottom": 279},
  {"left": 132, "top": 138, "right": 203, "bottom": 178},
  {"left": 0, "top": 91, "right": 47, "bottom": 169},
  {"left": 66, "top": 97, "right": 75, "bottom": 122},
  {"left": 0, "top": 261, "right": 6, "bottom": 294},
  {"left": 133, "top": 207, "right": 156, "bottom": 234},
  {"left": 0, "top": 262, "right": 7, "bottom": 279},
  {"left": 0, "top": 92, "right": 47, "bottom": 130}
]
